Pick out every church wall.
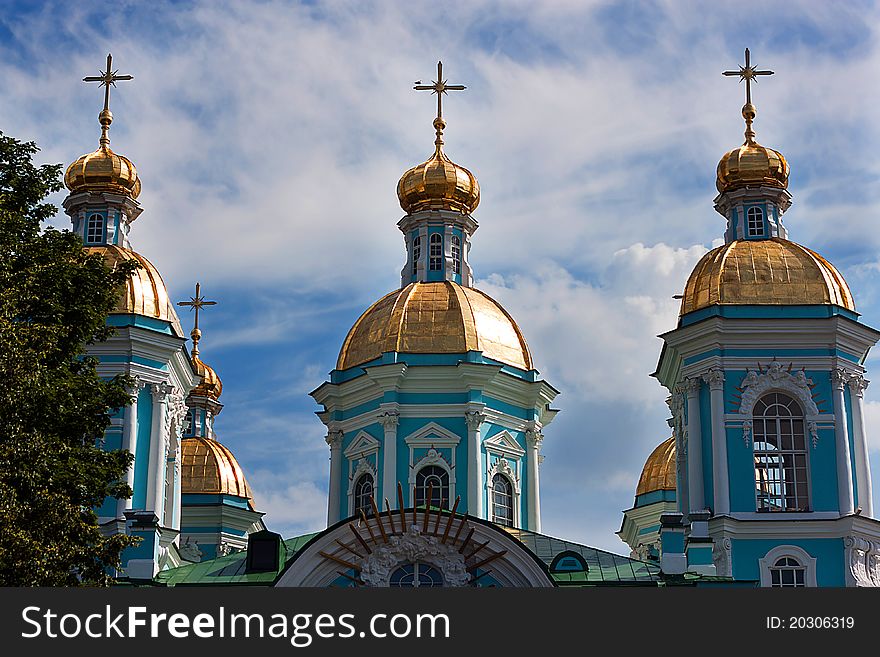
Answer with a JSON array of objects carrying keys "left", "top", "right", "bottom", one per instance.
[
  {"left": 132, "top": 386, "right": 153, "bottom": 510},
  {"left": 731, "top": 538, "right": 845, "bottom": 586},
  {"left": 699, "top": 383, "right": 714, "bottom": 511}
]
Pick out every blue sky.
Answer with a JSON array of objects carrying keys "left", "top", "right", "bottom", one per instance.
[{"left": 2, "top": 0, "right": 879, "bottom": 552}]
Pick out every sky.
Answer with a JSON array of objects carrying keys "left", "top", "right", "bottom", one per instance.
[{"left": 1, "top": 0, "right": 879, "bottom": 554}]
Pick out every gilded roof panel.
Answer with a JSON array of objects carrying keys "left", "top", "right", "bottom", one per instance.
[
  {"left": 680, "top": 238, "right": 855, "bottom": 316},
  {"left": 636, "top": 437, "right": 676, "bottom": 496}
]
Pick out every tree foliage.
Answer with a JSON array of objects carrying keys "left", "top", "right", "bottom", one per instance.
[{"left": 0, "top": 132, "right": 139, "bottom": 586}]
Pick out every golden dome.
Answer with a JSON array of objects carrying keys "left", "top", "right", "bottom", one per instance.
[
  {"left": 338, "top": 281, "right": 532, "bottom": 371},
  {"left": 716, "top": 103, "right": 788, "bottom": 193},
  {"left": 85, "top": 245, "right": 184, "bottom": 336},
  {"left": 190, "top": 353, "right": 223, "bottom": 400},
  {"left": 65, "top": 107, "right": 141, "bottom": 199},
  {"left": 397, "top": 118, "right": 480, "bottom": 215},
  {"left": 181, "top": 436, "right": 254, "bottom": 505},
  {"left": 65, "top": 144, "right": 141, "bottom": 199},
  {"left": 680, "top": 238, "right": 855, "bottom": 316},
  {"left": 636, "top": 437, "right": 676, "bottom": 497}
]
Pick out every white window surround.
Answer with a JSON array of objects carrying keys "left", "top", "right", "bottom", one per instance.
[
  {"left": 487, "top": 459, "right": 521, "bottom": 528},
  {"left": 747, "top": 206, "right": 764, "bottom": 237},
  {"left": 758, "top": 545, "right": 817, "bottom": 587},
  {"left": 404, "top": 423, "right": 460, "bottom": 506},
  {"left": 344, "top": 431, "right": 380, "bottom": 517},
  {"left": 86, "top": 212, "right": 105, "bottom": 244}
]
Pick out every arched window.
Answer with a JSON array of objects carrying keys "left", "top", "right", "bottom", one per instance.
[
  {"left": 451, "top": 235, "right": 461, "bottom": 275},
  {"left": 769, "top": 557, "right": 806, "bottom": 587},
  {"left": 753, "top": 392, "right": 809, "bottom": 512},
  {"left": 184, "top": 410, "right": 196, "bottom": 437},
  {"left": 491, "top": 474, "right": 513, "bottom": 527},
  {"left": 86, "top": 213, "right": 105, "bottom": 244},
  {"left": 429, "top": 233, "right": 442, "bottom": 271},
  {"left": 747, "top": 206, "right": 764, "bottom": 237},
  {"left": 354, "top": 473, "right": 374, "bottom": 517},
  {"left": 389, "top": 562, "right": 444, "bottom": 587},
  {"left": 411, "top": 235, "right": 421, "bottom": 276},
  {"left": 415, "top": 465, "right": 449, "bottom": 509}
]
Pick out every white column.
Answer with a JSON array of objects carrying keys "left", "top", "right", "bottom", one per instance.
[
  {"left": 326, "top": 430, "right": 344, "bottom": 526},
  {"left": 146, "top": 382, "right": 171, "bottom": 524},
  {"left": 684, "top": 378, "right": 705, "bottom": 513},
  {"left": 703, "top": 368, "right": 729, "bottom": 516},
  {"left": 465, "top": 411, "right": 486, "bottom": 518},
  {"left": 831, "top": 369, "right": 855, "bottom": 516},
  {"left": 526, "top": 429, "right": 543, "bottom": 533},
  {"left": 118, "top": 379, "right": 140, "bottom": 518},
  {"left": 848, "top": 375, "right": 873, "bottom": 518},
  {"left": 380, "top": 412, "right": 400, "bottom": 506}
]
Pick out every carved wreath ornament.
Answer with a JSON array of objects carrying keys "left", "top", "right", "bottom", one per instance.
[
  {"left": 360, "top": 525, "right": 469, "bottom": 587},
  {"left": 738, "top": 361, "right": 820, "bottom": 448}
]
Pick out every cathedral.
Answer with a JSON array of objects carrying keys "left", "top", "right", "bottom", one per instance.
[{"left": 66, "top": 53, "right": 880, "bottom": 587}]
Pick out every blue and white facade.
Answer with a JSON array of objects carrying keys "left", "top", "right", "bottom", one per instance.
[{"left": 653, "top": 114, "right": 880, "bottom": 587}]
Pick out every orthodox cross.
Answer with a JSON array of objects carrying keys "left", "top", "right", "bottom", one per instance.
[
  {"left": 83, "top": 53, "right": 133, "bottom": 113},
  {"left": 177, "top": 282, "right": 217, "bottom": 356},
  {"left": 722, "top": 48, "right": 773, "bottom": 106},
  {"left": 414, "top": 61, "right": 466, "bottom": 121}
]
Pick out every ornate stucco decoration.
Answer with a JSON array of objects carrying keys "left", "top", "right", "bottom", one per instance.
[
  {"left": 844, "top": 537, "right": 880, "bottom": 587},
  {"left": 738, "top": 361, "right": 820, "bottom": 447},
  {"left": 713, "top": 537, "right": 732, "bottom": 578},
  {"left": 360, "top": 525, "right": 470, "bottom": 587}
]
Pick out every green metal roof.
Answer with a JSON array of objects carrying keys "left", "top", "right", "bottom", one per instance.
[
  {"left": 505, "top": 528, "right": 662, "bottom": 585},
  {"left": 155, "top": 533, "right": 319, "bottom": 587}
]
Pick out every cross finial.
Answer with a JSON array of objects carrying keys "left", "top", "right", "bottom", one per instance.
[
  {"left": 414, "top": 61, "right": 466, "bottom": 149},
  {"left": 177, "top": 282, "right": 217, "bottom": 357},
  {"left": 723, "top": 48, "right": 773, "bottom": 144},
  {"left": 83, "top": 53, "right": 133, "bottom": 147}
]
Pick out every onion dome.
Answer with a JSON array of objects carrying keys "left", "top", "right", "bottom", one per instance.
[
  {"left": 337, "top": 281, "right": 532, "bottom": 371},
  {"left": 188, "top": 326, "right": 223, "bottom": 400},
  {"left": 85, "top": 245, "right": 184, "bottom": 335},
  {"left": 180, "top": 436, "right": 254, "bottom": 507},
  {"left": 636, "top": 437, "right": 676, "bottom": 497},
  {"left": 65, "top": 108, "right": 141, "bottom": 199},
  {"left": 716, "top": 103, "right": 789, "bottom": 193},
  {"left": 680, "top": 238, "right": 855, "bottom": 316},
  {"left": 397, "top": 117, "right": 480, "bottom": 215}
]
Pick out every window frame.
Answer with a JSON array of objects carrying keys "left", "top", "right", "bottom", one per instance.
[
  {"left": 451, "top": 235, "right": 461, "bottom": 275},
  {"left": 85, "top": 212, "right": 106, "bottom": 245},
  {"left": 353, "top": 472, "right": 374, "bottom": 518},
  {"left": 746, "top": 206, "right": 765, "bottom": 237},
  {"left": 429, "top": 233, "right": 443, "bottom": 271},
  {"left": 490, "top": 473, "right": 514, "bottom": 527},
  {"left": 414, "top": 465, "right": 449, "bottom": 509},
  {"left": 411, "top": 235, "right": 421, "bottom": 276},
  {"left": 753, "top": 392, "right": 810, "bottom": 513},
  {"left": 758, "top": 545, "right": 817, "bottom": 587}
]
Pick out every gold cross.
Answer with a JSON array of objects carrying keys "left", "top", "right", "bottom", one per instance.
[
  {"left": 723, "top": 48, "right": 773, "bottom": 106},
  {"left": 414, "top": 61, "right": 466, "bottom": 121},
  {"left": 177, "top": 282, "right": 217, "bottom": 332},
  {"left": 83, "top": 53, "right": 133, "bottom": 113}
]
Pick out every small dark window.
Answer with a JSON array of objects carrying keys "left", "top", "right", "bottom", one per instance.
[
  {"left": 451, "top": 235, "right": 461, "bottom": 275},
  {"left": 415, "top": 465, "right": 449, "bottom": 508},
  {"left": 354, "top": 473, "right": 374, "bottom": 517},
  {"left": 411, "top": 236, "right": 421, "bottom": 276},
  {"left": 747, "top": 207, "right": 764, "bottom": 237},
  {"left": 770, "top": 557, "right": 806, "bottom": 587},
  {"left": 549, "top": 550, "right": 589, "bottom": 573},
  {"left": 429, "top": 234, "right": 442, "bottom": 271},
  {"left": 389, "top": 562, "right": 444, "bottom": 587},
  {"left": 491, "top": 474, "right": 513, "bottom": 527},
  {"left": 86, "top": 213, "right": 105, "bottom": 244}
]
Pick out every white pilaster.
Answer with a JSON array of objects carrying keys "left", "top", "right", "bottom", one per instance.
[
  {"left": 118, "top": 379, "right": 141, "bottom": 519},
  {"left": 703, "top": 368, "right": 729, "bottom": 515},
  {"left": 832, "top": 369, "right": 855, "bottom": 516},
  {"left": 326, "top": 430, "right": 344, "bottom": 526},
  {"left": 848, "top": 375, "right": 873, "bottom": 518},
  {"left": 146, "top": 382, "right": 171, "bottom": 524},
  {"left": 465, "top": 411, "right": 486, "bottom": 518},
  {"left": 526, "top": 428, "right": 543, "bottom": 533},
  {"left": 379, "top": 412, "right": 400, "bottom": 506},
  {"left": 684, "top": 378, "right": 705, "bottom": 513}
]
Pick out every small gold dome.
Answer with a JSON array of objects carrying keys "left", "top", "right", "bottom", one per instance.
[
  {"left": 65, "top": 144, "right": 141, "bottom": 199},
  {"left": 680, "top": 238, "right": 855, "bottom": 316},
  {"left": 716, "top": 104, "right": 788, "bottom": 193},
  {"left": 85, "top": 245, "right": 184, "bottom": 336},
  {"left": 191, "top": 353, "right": 223, "bottom": 400},
  {"left": 181, "top": 436, "right": 254, "bottom": 506},
  {"left": 397, "top": 118, "right": 480, "bottom": 215},
  {"left": 338, "top": 281, "right": 532, "bottom": 371},
  {"left": 636, "top": 437, "right": 676, "bottom": 497}
]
